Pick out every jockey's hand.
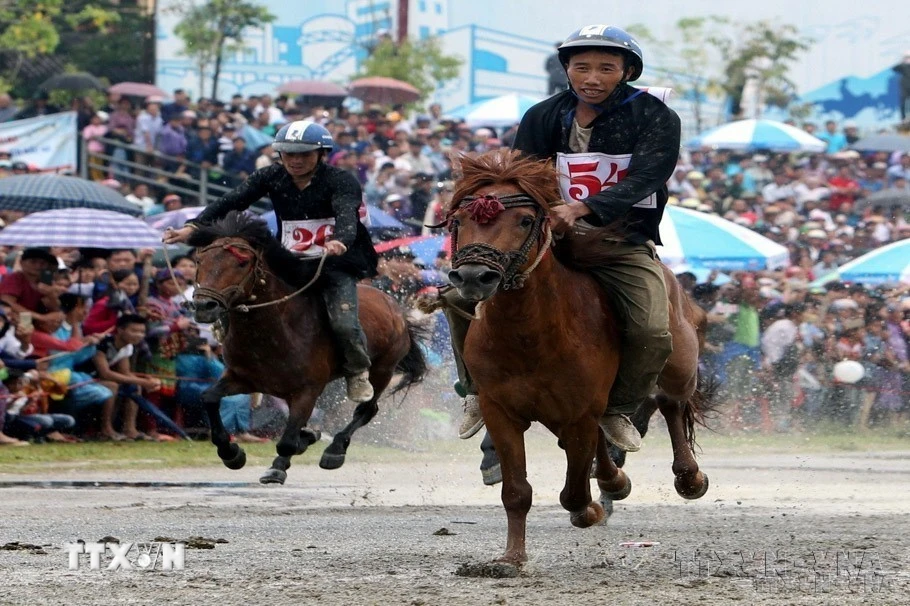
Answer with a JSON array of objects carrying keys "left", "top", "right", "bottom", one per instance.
[
  {"left": 324, "top": 240, "right": 348, "bottom": 256},
  {"left": 550, "top": 201, "right": 589, "bottom": 234},
  {"left": 163, "top": 226, "right": 195, "bottom": 245}
]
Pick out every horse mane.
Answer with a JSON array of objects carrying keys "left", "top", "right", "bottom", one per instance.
[
  {"left": 450, "top": 148, "right": 630, "bottom": 241},
  {"left": 187, "top": 211, "right": 322, "bottom": 289},
  {"left": 449, "top": 149, "right": 561, "bottom": 212}
]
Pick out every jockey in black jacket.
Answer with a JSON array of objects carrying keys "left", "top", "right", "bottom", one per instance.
[
  {"left": 447, "top": 25, "right": 681, "bottom": 483},
  {"left": 164, "top": 120, "right": 378, "bottom": 403}
]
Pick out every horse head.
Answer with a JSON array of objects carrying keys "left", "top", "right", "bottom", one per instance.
[
  {"left": 187, "top": 212, "right": 275, "bottom": 323},
  {"left": 446, "top": 150, "right": 560, "bottom": 301}
]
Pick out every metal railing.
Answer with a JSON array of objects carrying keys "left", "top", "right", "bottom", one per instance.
[{"left": 80, "top": 137, "right": 271, "bottom": 212}]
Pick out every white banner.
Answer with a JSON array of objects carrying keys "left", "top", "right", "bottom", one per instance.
[{"left": 0, "top": 111, "right": 78, "bottom": 172}]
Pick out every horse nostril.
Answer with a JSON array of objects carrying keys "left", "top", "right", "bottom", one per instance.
[
  {"left": 477, "top": 270, "right": 500, "bottom": 285},
  {"left": 196, "top": 299, "right": 218, "bottom": 312},
  {"left": 448, "top": 270, "right": 465, "bottom": 287}
]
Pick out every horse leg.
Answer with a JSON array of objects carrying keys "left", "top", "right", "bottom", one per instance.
[
  {"left": 559, "top": 420, "right": 606, "bottom": 528},
  {"left": 600, "top": 397, "right": 658, "bottom": 515},
  {"left": 657, "top": 394, "right": 709, "bottom": 499},
  {"left": 485, "top": 407, "right": 532, "bottom": 565},
  {"left": 201, "top": 376, "right": 248, "bottom": 470},
  {"left": 261, "top": 385, "right": 322, "bottom": 485},
  {"left": 319, "top": 370, "right": 392, "bottom": 470}
]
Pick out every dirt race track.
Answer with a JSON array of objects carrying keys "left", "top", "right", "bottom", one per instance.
[{"left": 1, "top": 434, "right": 909, "bottom": 606}]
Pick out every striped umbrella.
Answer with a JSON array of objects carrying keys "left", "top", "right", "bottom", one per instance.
[
  {"left": 811, "top": 239, "right": 910, "bottom": 286},
  {"left": 0, "top": 208, "right": 165, "bottom": 249},
  {"left": 687, "top": 119, "right": 826, "bottom": 152},
  {"left": 657, "top": 206, "right": 790, "bottom": 271},
  {"left": 0, "top": 174, "right": 142, "bottom": 216}
]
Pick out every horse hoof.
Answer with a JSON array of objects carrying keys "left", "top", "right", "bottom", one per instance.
[
  {"left": 221, "top": 446, "right": 246, "bottom": 470},
  {"left": 598, "top": 491, "right": 615, "bottom": 518},
  {"left": 259, "top": 468, "right": 287, "bottom": 485},
  {"left": 675, "top": 472, "right": 709, "bottom": 500},
  {"left": 570, "top": 502, "right": 605, "bottom": 528},
  {"left": 600, "top": 474, "right": 632, "bottom": 501},
  {"left": 482, "top": 463, "right": 502, "bottom": 486},
  {"left": 319, "top": 451, "right": 346, "bottom": 470}
]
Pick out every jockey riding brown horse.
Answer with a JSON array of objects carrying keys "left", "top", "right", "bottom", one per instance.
[
  {"left": 189, "top": 212, "right": 427, "bottom": 484},
  {"left": 443, "top": 150, "right": 710, "bottom": 565}
]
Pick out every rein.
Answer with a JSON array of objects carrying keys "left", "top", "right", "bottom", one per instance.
[
  {"left": 194, "top": 238, "right": 327, "bottom": 313},
  {"left": 449, "top": 193, "right": 552, "bottom": 291}
]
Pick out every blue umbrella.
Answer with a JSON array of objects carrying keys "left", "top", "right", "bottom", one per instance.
[
  {"left": 240, "top": 125, "right": 274, "bottom": 150},
  {"left": 687, "top": 119, "right": 826, "bottom": 153},
  {"left": 811, "top": 239, "right": 910, "bottom": 286},
  {"left": 658, "top": 206, "right": 791, "bottom": 270},
  {"left": 0, "top": 174, "right": 142, "bottom": 216},
  {"left": 448, "top": 94, "right": 541, "bottom": 128}
]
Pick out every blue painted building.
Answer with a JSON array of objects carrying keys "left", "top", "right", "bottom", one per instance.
[{"left": 156, "top": 0, "right": 909, "bottom": 133}]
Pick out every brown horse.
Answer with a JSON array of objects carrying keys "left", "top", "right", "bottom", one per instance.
[
  {"left": 188, "top": 212, "right": 427, "bottom": 484},
  {"left": 445, "top": 150, "right": 710, "bottom": 565}
]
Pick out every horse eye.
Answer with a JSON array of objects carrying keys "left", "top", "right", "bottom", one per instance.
[
  {"left": 520, "top": 216, "right": 535, "bottom": 228},
  {"left": 448, "top": 219, "right": 460, "bottom": 231}
]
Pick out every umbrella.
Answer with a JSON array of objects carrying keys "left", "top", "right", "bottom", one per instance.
[
  {"left": 855, "top": 188, "right": 910, "bottom": 211},
  {"left": 449, "top": 94, "right": 542, "bottom": 128},
  {"left": 277, "top": 80, "right": 347, "bottom": 98},
  {"left": 39, "top": 72, "right": 105, "bottom": 92},
  {"left": 0, "top": 208, "right": 165, "bottom": 249},
  {"left": 687, "top": 119, "right": 826, "bottom": 153},
  {"left": 0, "top": 174, "right": 142, "bottom": 216},
  {"left": 240, "top": 125, "right": 273, "bottom": 150},
  {"left": 348, "top": 77, "right": 421, "bottom": 105},
  {"left": 108, "top": 82, "right": 169, "bottom": 98},
  {"left": 145, "top": 207, "right": 206, "bottom": 231},
  {"left": 374, "top": 235, "right": 451, "bottom": 265},
  {"left": 657, "top": 206, "right": 791, "bottom": 270},
  {"left": 849, "top": 134, "right": 910, "bottom": 154},
  {"left": 810, "top": 239, "right": 910, "bottom": 286}
]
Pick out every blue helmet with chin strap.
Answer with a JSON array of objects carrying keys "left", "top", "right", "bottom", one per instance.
[
  {"left": 273, "top": 120, "right": 334, "bottom": 153},
  {"left": 558, "top": 24, "right": 644, "bottom": 82}
]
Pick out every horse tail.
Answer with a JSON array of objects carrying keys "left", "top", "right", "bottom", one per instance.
[
  {"left": 683, "top": 372, "right": 721, "bottom": 452},
  {"left": 390, "top": 316, "right": 429, "bottom": 395}
]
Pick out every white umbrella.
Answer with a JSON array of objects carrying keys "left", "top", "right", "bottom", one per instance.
[
  {"left": 687, "top": 119, "right": 826, "bottom": 153},
  {"left": 449, "top": 94, "right": 542, "bottom": 128},
  {"left": 0, "top": 208, "right": 165, "bottom": 249},
  {"left": 657, "top": 206, "right": 790, "bottom": 271}
]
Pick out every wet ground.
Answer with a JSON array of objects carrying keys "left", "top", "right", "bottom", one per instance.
[{"left": 1, "top": 434, "right": 909, "bottom": 605}]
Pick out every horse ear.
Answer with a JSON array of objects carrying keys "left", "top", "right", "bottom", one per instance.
[{"left": 225, "top": 245, "right": 253, "bottom": 263}]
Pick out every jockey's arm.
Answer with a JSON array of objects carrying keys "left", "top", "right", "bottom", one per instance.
[
  {"left": 188, "top": 166, "right": 273, "bottom": 228},
  {"left": 580, "top": 107, "right": 681, "bottom": 226},
  {"left": 328, "top": 170, "right": 364, "bottom": 249}
]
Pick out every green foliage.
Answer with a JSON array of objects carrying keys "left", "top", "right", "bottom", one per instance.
[
  {"left": 168, "top": 0, "right": 276, "bottom": 99},
  {"left": 356, "top": 37, "right": 463, "bottom": 102},
  {"left": 0, "top": 0, "right": 121, "bottom": 90},
  {"left": 706, "top": 19, "right": 813, "bottom": 116}
]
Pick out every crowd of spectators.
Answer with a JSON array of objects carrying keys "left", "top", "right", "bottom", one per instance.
[{"left": 0, "top": 87, "right": 908, "bottom": 443}]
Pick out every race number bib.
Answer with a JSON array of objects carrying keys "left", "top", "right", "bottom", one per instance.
[
  {"left": 281, "top": 218, "right": 336, "bottom": 257},
  {"left": 556, "top": 152, "right": 657, "bottom": 210}
]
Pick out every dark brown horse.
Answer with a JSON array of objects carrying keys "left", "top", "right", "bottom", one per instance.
[
  {"left": 445, "top": 150, "right": 710, "bottom": 565},
  {"left": 188, "top": 212, "right": 427, "bottom": 484}
]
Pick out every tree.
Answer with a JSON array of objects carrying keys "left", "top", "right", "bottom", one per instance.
[
  {"left": 0, "top": 0, "right": 119, "bottom": 92},
  {"left": 707, "top": 20, "right": 812, "bottom": 118},
  {"left": 169, "top": 0, "right": 276, "bottom": 100},
  {"left": 356, "top": 37, "right": 463, "bottom": 102}
]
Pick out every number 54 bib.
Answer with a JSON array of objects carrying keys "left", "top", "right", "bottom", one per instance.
[{"left": 556, "top": 152, "right": 656, "bottom": 209}]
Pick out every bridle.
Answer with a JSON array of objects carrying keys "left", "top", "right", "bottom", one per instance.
[
  {"left": 193, "top": 237, "right": 326, "bottom": 313},
  {"left": 448, "top": 193, "right": 552, "bottom": 291}
]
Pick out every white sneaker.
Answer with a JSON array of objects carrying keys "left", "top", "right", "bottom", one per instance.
[
  {"left": 458, "top": 394, "right": 484, "bottom": 439},
  {"left": 600, "top": 414, "right": 642, "bottom": 452},
  {"left": 346, "top": 372, "right": 374, "bottom": 403}
]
